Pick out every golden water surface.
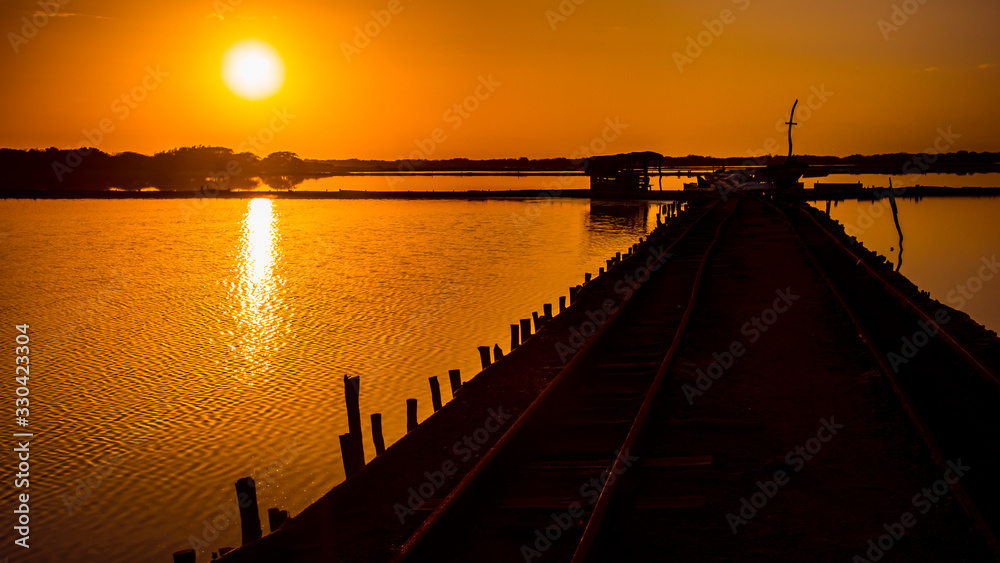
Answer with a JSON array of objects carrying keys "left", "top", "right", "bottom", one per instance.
[{"left": 0, "top": 196, "right": 662, "bottom": 561}]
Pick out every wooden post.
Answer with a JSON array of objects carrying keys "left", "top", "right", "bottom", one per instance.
[
  {"left": 339, "top": 434, "right": 362, "bottom": 477},
  {"left": 370, "top": 413, "right": 386, "bottom": 455},
  {"left": 606, "top": 259, "right": 613, "bottom": 271},
  {"left": 429, "top": 376, "right": 443, "bottom": 411},
  {"left": 616, "top": 252, "right": 621, "bottom": 262},
  {"left": 448, "top": 369, "right": 462, "bottom": 397},
  {"left": 532, "top": 311, "right": 541, "bottom": 332},
  {"left": 493, "top": 344, "right": 503, "bottom": 361},
  {"left": 478, "top": 346, "right": 491, "bottom": 369},
  {"left": 543, "top": 303, "right": 553, "bottom": 320},
  {"left": 343, "top": 375, "right": 365, "bottom": 466},
  {"left": 510, "top": 324, "right": 520, "bottom": 350},
  {"left": 569, "top": 286, "right": 578, "bottom": 305},
  {"left": 172, "top": 550, "right": 196, "bottom": 563},
  {"left": 559, "top": 296, "right": 567, "bottom": 312},
  {"left": 599, "top": 267, "right": 605, "bottom": 275},
  {"left": 235, "top": 477, "right": 262, "bottom": 545},
  {"left": 406, "top": 399, "right": 418, "bottom": 432},
  {"left": 584, "top": 272, "right": 592, "bottom": 284},
  {"left": 887, "top": 179, "right": 904, "bottom": 272},
  {"left": 520, "top": 318, "right": 531, "bottom": 344},
  {"left": 267, "top": 508, "right": 289, "bottom": 532}
]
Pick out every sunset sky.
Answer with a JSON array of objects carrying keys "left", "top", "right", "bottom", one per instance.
[{"left": 1, "top": 0, "right": 997, "bottom": 160}]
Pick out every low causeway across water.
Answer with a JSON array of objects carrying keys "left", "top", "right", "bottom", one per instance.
[{"left": 192, "top": 193, "right": 1000, "bottom": 563}]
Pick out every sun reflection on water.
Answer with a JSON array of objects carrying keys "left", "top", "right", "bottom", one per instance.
[{"left": 229, "top": 198, "right": 283, "bottom": 384}]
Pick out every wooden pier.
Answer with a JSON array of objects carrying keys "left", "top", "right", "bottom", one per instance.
[{"left": 198, "top": 193, "right": 1000, "bottom": 563}]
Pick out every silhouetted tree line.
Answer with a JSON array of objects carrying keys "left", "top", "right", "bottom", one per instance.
[
  {"left": 1, "top": 146, "right": 996, "bottom": 191},
  {"left": 0, "top": 146, "right": 332, "bottom": 191},
  {"left": 683, "top": 151, "right": 1000, "bottom": 174}
]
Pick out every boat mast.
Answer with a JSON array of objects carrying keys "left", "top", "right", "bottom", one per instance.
[{"left": 786, "top": 99, "right": 798, "bottom": 159}]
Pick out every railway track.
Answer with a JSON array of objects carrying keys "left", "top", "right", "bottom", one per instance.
[
  {"left": 387, "top": 192, "right": 999, "bottom": 562},
  {"left": 390, "top": 197, "right": 741, "bottom": 562},
  {"left": 769, "top": 196, "right": 1000, "bottom": 558}
]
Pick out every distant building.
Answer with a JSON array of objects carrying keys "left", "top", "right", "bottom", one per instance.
[{"left": 584, "top": 152, "right": 663, "bottom": 198}]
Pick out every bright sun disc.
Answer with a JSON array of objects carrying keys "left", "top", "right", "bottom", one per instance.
[{"left": 222, "top": 39, "right": 285, "bottom": 100}]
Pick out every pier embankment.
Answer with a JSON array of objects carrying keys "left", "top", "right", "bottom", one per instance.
[
  {"left": 206, "top": 194, "right": 1000, "bottom": 562},
  {"left": 209, "top": 200, "right": 713, "bottom": 562}
]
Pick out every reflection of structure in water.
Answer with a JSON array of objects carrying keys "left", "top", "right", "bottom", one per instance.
[
  {"left": 585, "top": 152, "right": 664, "bottom": 198},
  {"left": 586, "top": 201, "right": 651, "bottom": 234}
]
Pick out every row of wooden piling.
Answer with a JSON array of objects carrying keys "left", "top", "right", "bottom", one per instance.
[
  {"left": 171, "top": 477, "right": 290, "bottom": 562},
  {"left": 656, "top": 201, "right": 681, "bottom": 227},
  {"left": 339, "top": 203, "right": 690, "bottom": 478},
  {"left": 172, "top": 201, "right": 687, "bottom": 562}
]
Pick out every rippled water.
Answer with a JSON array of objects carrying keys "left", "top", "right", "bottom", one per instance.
[
  {"left": 811, "top": 196, "right": 1000, "bottom": 333},
  {"left": 0, "top": 197, "right": 664, "bottom": 561}
]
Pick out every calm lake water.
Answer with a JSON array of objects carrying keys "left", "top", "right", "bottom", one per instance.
[
  {"left": 810, "top": 196, "right": 1000, "bottom": 334},
  {"left": 0, "top": 197, "right": 665, "bottom": 562}
]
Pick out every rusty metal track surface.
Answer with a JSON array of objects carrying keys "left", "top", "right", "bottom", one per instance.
[
  {"left": 391, "top": 198, "right": 741, "bottom": 562},
  {"left": 771, "top": 197, "right": 1000, "bottom": 558}
]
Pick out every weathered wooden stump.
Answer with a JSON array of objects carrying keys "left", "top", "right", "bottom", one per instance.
[{"left": 235, "top": 477, "right": 262, "bottom": 545}]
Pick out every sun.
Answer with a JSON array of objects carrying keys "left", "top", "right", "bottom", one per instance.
[{"left": 222, "top": 39, "right": 285, "bottom": 100}]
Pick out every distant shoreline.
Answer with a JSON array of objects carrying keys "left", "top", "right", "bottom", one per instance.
[{"left": 2, "top": 186, "right": 1000, "bottom": 201}]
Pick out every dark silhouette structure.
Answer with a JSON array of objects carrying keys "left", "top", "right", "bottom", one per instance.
[
  {"left": 584, "top": 151, "right": 664, "bottom": 197},
  {"left": 757, "top": 100, "right": 810, "bottom": 191}
]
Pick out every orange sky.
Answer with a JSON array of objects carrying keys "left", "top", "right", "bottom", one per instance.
[{"left": 1, "top": 0, "right": 998, "bottom": 160}]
